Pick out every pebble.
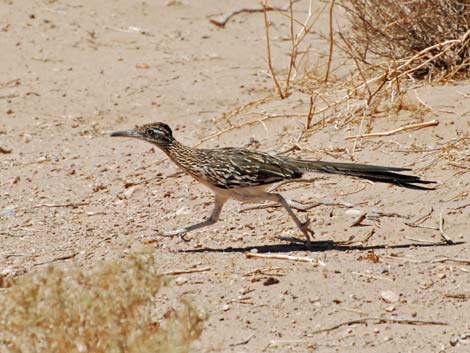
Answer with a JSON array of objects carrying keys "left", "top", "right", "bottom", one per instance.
[
  {"left": 450, "top": 336, "right": 459, "bottom": 347},
  {"left": 380, "top": 290, "right": 399, "bottom": 303},
  {"left": 1, "top": 208, "right": 15, "bottom": 218},
  {"left": 345, "top": 209, "right": 362, "bottom": 217},
  {"left": 175, "top": 276, "right": 188, "bottom": 286}
]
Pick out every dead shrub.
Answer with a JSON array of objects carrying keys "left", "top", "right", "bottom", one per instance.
[
  {"left": 342, "top": 0, "right": 470, "bottom": 79},
  {"left": 0, "top": 254, "right": 205, "bottom": 353}
]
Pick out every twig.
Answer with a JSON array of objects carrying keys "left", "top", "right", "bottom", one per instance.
[
  {"left": 262, "top": 0, "right": 284, "bottom": 99},
  {"left": 438, "top": 212, "right": 454, "bottom": 244},
  {"left": 337, "top": 184, "right": 366, "bottom": 196},
  {"left": 404, "top": 223, "right": 438, "bottom": 231},
  {"left": 323, "top": 0, "right": 335, "bottom": 83},
  {"left": 284, "top": 0, "right": 295, "bottom": 95},
  {"left": 162, "top": 267, "right": 211, "bottom": 276},
  {"left": 404, "top": 236, "right": 442, "bottom": 244},
  {"left": 452, "top": 202, "right": 470, "bottom": 211},
  {"left": 352, "top": 271, "right": 392, "bottom": 281},
  {"left": 0, "top": 78, "right": 20, "bottom": 89},
  {"left": 267, "top": 177, "right": 324, "bottom": 192},
  {"left": 310, "top": 317, "right": 447, "bottom": 335},
  {"left": 241, "top": 267, "right": 286, "bottom": 277},
  {"left": 456, "top": 90, "right": 470, "bottom": 98},
  {"left": 229, "top": 334, "right": 255, "bottom": 347},
  {"left": 430, "top": 257, "right": 470, "bottom": 265},
  {"left": 340, "top": 228, "right": 376, "bottom": 246},
  {"left": 350, "top": 212, "right": 367, "bottom": 227},
  {"left": 411, "top": 207, "right": 434, "bottom": 226},
  {"left": 33, "top": 252, "right": 78, "bottom": 267},
  {"left": 208, "top": 1, "right": 300, "bottom": 28},
  {"left": 306, "top": 93, "right": 317, "bottom": 129},
  {"left": 31, "top": 202, "right": 90, "bottom": 209},
  {"left": 337, "top": 30, "right": 372, "bottom": 99},
  {"left": 197, "top": 113, "right": 306, "bottom": 145},
  {"left": 241, "top": 199, "right": 353, "bottom": 213},
  {"left": 383, "top": 255, "right": 425, "bottom": 263},
  {"left": 444, "top": 293, "right": 470, "bottom": 300},
  {"left": 345, "top": 120, "right": 439, "bottom": 140},
  {"left": 245, "top": 252, "right": 319, "bottom": 265}
]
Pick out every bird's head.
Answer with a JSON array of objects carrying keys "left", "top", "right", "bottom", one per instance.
[{"left": 111, "top": 122, "right": 174, "bottom": 147}]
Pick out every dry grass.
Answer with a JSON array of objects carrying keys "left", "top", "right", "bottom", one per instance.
[
  {"left": 342, "top": 0, "right": 470, "bottom": 80},
  {"left": 0, "top": 253, "right": 205, "bottom": 353},
  {"left": 200, "top": 1, "right": 469, "bottom": 170}
]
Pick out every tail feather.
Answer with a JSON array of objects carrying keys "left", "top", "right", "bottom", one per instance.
[{"left": 295, "top": 160, "right": 436, "bottom": 190}]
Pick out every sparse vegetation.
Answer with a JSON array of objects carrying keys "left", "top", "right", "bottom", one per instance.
[
  {"left": 343, "top": 0, "right": 470, "bottom": 80},
  {"left": 0, "top": 254, "right": 205, "bottom": 353}
]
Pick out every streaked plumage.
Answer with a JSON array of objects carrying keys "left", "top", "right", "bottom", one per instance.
[{"left": 111, "top": 122, "right": 435, "bottom": 245}]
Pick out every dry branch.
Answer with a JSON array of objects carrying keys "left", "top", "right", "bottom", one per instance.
[
  {"left": 430, "top": 257, "right": 470, "bottom": 265},
  {"left": 343, "top": 1, "right": 470, "bottom": 79},
  {"left": 438, "top": 212, "right": 454, "bottom": 244},
  {"left": 323, "top": 0, "right": 335, "bottom": 83},
  {"left": 245, "top": 252, "right": 319, "bottom": 265},
  {"left": 208, "top": 1, "right": 300, "bottom": 28},
  {"left": 33, "top": 252, "right": 78, "bottom": 267},
  {"left": 311, "top": 317, "right": 447, "bottom": 335},
  {"left": 241, "top": 199, "right": 353, "bottom": 213},
  {"left": 197, "top": 113, "right": 306, "bottom": 145},
  {"left": 162, "top": 267, "right": 211, "bottom": 276},
  {"left": 345, "top": 120, "right": 439, "bottom": 140},
  {"left": 262, "top": 0, "right": 285, "bottom": 99},
  {"left": 31, "top": 202, "right": 90, "bottom": 209}
]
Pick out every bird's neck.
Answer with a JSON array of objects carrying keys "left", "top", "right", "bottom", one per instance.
[{"left": 157, "top": 139, "right": 197, "bottom": 168}]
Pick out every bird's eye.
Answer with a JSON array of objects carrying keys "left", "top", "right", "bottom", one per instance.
[{"left": 146, "top": 129, "right": 155, "bottom": 137}]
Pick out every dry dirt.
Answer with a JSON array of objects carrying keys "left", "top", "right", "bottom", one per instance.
[{"left": 1, "top": 1, "right": 469, "bottom": 352}]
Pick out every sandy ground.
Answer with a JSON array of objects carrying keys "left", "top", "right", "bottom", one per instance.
[{"left": 1, "top": 1, "right": 469, "bottom": 352}]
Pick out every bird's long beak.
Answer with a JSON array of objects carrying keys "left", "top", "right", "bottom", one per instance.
[{"left": 110, "top": 129, "right": 141, "bottom": 138}]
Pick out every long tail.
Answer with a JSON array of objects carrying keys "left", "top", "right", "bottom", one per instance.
[{"left": 294, "top": 160, "right": 436, "bottom": 190}]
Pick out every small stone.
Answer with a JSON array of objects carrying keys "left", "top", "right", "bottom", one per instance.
[
  {"left": 222, "top": 304, "right": 230, "bottom": 311},
  {"left": 175, "top": 276, "right": 187, "bottom": 286},
  {"left": 450, "top": 336, "right": 459, "bottom": 346},
  {"left": 1, "top": 208, "right": 15, "bottom": 218},
  {"left": 123, "top": 186, "right": 139, "bottom": 199},
  {"left": 263, "top": 277, "right": 279, "bottom": 286},
  {"left": 380, "top": 290, "right": 399, "bottom": 303},
  {"left": 175, "top": 206, "right": 191, "bottom": 216},
  {"left": 385, "top": 305, "right": 395, "bottom": 312},
  {"left": 135, "top": 63, "right": 150, "bottom": 69},
  {"left": 345, "top": 209, "right": 362, "bottom": 217}
]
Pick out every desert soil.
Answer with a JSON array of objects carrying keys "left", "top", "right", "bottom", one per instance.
[{"left": 1, "top": 1, "right": 469, "bottom": 352}]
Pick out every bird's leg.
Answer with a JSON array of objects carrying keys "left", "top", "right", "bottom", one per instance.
[
  {"left": 264, "top": 193, "right": 315, "bottom": 246},
  {"left": 160, "top": 194, "right": 226, "bottom": 241}
]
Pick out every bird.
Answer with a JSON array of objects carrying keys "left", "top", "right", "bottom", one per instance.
[{"left": 111, "top": 122, "right": 435, "bottom": 246}]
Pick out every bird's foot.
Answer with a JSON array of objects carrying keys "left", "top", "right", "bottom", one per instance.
[
  {"left": 158, "top": 229, "right": 191, "bottom": 242},
  {"left": 300, "top": 216, "right": 315, "bottom": 247}
]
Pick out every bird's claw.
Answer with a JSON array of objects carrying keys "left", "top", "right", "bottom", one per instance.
[
  {"left": 300, "top": 216, "right": 315, "bottom": 247},
  {"left": 300, "top": 216, "right": 311, "bottom": 228}
]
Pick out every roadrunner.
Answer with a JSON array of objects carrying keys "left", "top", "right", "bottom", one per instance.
[{"left": 111, "top": 122, "right": 434, "bottom": 245}]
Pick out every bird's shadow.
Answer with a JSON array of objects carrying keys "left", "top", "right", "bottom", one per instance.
[{"left": 181, "top": 237, "right": 465, "bottom": 254}]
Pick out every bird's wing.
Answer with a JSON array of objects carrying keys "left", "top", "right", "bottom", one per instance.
[{"left": 202, "top": 148, "right": 302, "bottom": 189}]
